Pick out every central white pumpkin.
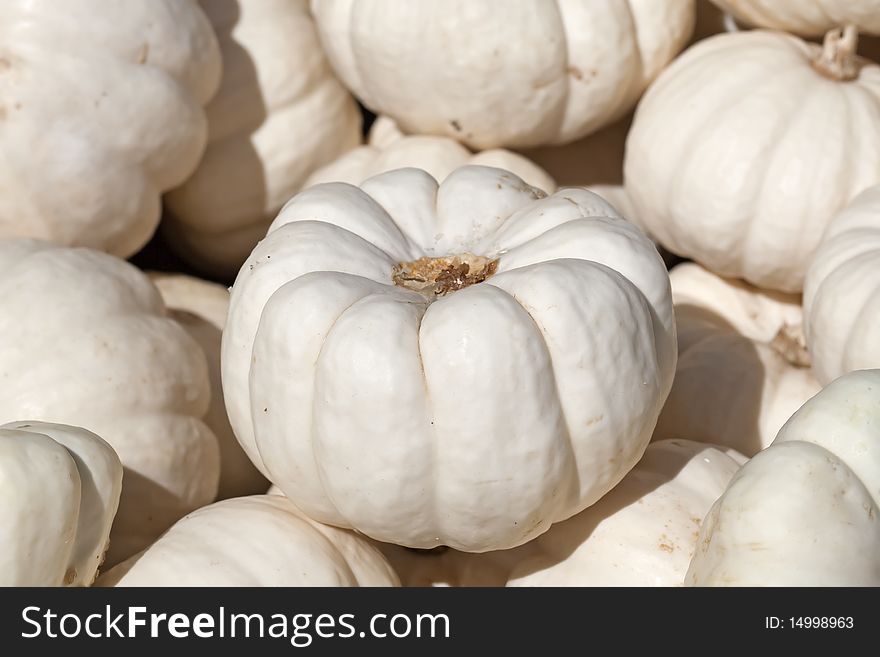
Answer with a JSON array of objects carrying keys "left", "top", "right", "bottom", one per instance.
[{"left": 222, "top": 165, "right": 676, "bottom": 552}]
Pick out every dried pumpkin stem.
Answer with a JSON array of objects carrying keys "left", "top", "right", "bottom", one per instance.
[
  {"left": 770, "top": 323, "right": 811, "bottom": 368},
  {"left": 392, "top": 253, "right": 499, "bottom": 297},
  {"left": 812, "top": 24, "right": 860, "bottom": 81}
]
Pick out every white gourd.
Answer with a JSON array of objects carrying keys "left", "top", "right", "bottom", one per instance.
[
  {"left": 0, "top": 421, "right": 122, "bottom": 586},
  {"left": 0, "top": 240, "right": 220, "bottom": 566},
  {"left": 803, "top": 185, "right": 880, "bottom": 384},
  {"left": 97, "top": 496, "right": 399, "bottom": 587},
  {"left": 0, "top": 0, "right": 221, "bottom": 257},
  {"left": 311, "top": 0, "right": 695, "bottom": 149},
  {"left": 625, "top": 27, "right": 880, "bottom": 292},
  {"left": 163, "top": 0, "right": 361, "bottom": 278},
  {"left": 222, "top": 165, "right": 676, "bottom": 552},
  {"left": 709, "top": 0, "right": 880, "bottom": 36},
  {"left": 687, "top": 369, "right": 880, "bottom": 586}
]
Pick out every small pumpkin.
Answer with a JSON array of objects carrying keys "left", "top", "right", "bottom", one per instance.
[
  {"left": 687, "top": 369, "right": 880, "bottom": 586},
  {"left": 654, "top": 263, "right": 821, "bottom": 455},
  {"left": 0, "top": 240, "right": 220, "bottom": 565},
  {"left": 311, "top": 0, "right": 695, "bottom": 149},
  {"left": 0, "top": 421, "right": 122, "bottom": 587},
  {"left": 163, "top": 0, "right": 361, "bottom": 277},
  {"left": 378, "top": 440, "right": 744, "bottom": 587},
  {"left": 97, "top": 495, "right": 399, "bottom": 587},
  {"left": 625, "top": 27, "right": 880, "bottom": 292},
  {"left": 803, "top": 185, "right": 880, "bottom": 384},
  {"left": 0, "top": 0, "right": 221, "bottom": 257},
  {"left": 148, "top": 272, "right": 267, "bottom": 500},
  {"left": 305, "top": 115, "right": 556, "bottom": 192},
  {"left": 709, "top": 0, "right": 880, "bottom": 36},
  {"left": 222, "top": 165, "right": 676, "bottom": 552}
]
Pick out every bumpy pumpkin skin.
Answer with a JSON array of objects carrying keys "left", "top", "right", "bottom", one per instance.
[
  {"left": 222, "top": 165, "right": 676, "bottom": 552},
  {"left": 803, "top": 185, "right": 880, "bottom": 384},
  {"left": 306, "top": 115, "right": 556, "bottom": 193},
  {"left": 0, "top": 0, "right": 220, "bottom": 257},
  {"left": 710, "top": 0, "right": 880, "bottom": 36},
  {"left": 0, "top": 422, "right": 122, "bottom": 587},
  {"left": 378, "top": 440, "right": 744, "bottom": 587},
  {"left": 97, "top": 496, "right": 399, "bottom": 587},
  {"left": 163, "top": 0, "right": 361, "bottom": 278},
  {"left": 688, "top": 369, "right": 880, "bottom": 586},
  {"left": 0, "top": 241, "right": 220, "bottom": 566},
  {"left": 148, "top": 273, "right": 267, "bottom": 500},
  {"left": 625, "top": 29, "right": 880, "bottom": 293},
  {"left": 654, "top": 263, "right": 821, "bottom": 456},
  {"left": 312, "top": 0, "right": 695, "bottom": 149}
]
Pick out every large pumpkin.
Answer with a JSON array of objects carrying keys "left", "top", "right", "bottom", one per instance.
[
  {"left": 222, "top": 165, "right": 676, "bottom": 552},
  {"left": 625, "top": 27, "right": 880, "bottom": 292},
  {"left": 97, "top": 496, "right": 399, "bottom": 587},
  {"left": 311, "top": 0, "right": 695, "bottom": 149},
  {"left": 654, "top": 263, "right": 820, "bottom": 455},
  {"left": 803, "top": 185, "right": 880, "bottom": 384},
  {"left": 163, "top": 0, "right": 361, "bottom": 278},
  {"left": 687, "top": 369, "right": 880, "bottom": 586},
  {"left": 1, "top": 421, "right": 122, "bottom": 586},
  {"left": 0, "top": 240, "right": 220, "bottom": 565},
  {"left": 0, "top": 0, "right": 220, "bottom": 257}
]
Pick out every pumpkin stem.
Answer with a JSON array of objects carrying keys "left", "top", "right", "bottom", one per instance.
[
  {"left": 769, "top": 323, "right": 811, "bottom": 368},
  {"left": 392, "top": 253, "right": 499, "bottom": 297},
  {"left": 812, "top": 24, "right": 860, "bottom": 81}
]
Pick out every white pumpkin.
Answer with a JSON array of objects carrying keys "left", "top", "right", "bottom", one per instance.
[
  {"left": 148, "top": 273, "right": 267, "bottom": 500},
  {"left": 97, "top": 495, "right": 399, "bottom": 587},
  {"left": 0, "top": 0, "right": 220, "bottom": 257},
  {"left": 0, "top": 421, "right": 122, "bottom": 586},
  {"left": 0, "top": 240, "right": 220, "bottom": 565},
  {"left": 803, "top": 185, "right": 880, "bottom": 384},
  {"left": 305, "top": 115, "right": 556, "bottom": 192},
  {"left": 709, "top": 0, "right": 880, "bottom": 36},
  {"left": 311, "top": 0, "right": 695, "bottom": 149},
  {"left": 654, "top": 263, "right": 821, "bottom": 455},
  {"left": 222, "top": 165, "right": 676, "bottom": 552},
  {"left": 625, "top": 27, "right": 880, "bottom": 292},
  {"left": 379, "top": 440, "right": 744, "bottom": 586},
  {"left": 687, "top": 369, "right": 880, "bottom": 586},
  {"left": 163, "top": 0, "right": 361, "bottom": 278}
]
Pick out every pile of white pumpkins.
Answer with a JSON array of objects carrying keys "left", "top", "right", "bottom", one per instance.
[{"left": 1, "top": 0, "right": 879, "bottom": 588}]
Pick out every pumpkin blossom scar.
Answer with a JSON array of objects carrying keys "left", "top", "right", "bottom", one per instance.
[{"left": 392, "top": 253, "right": 499, "bottom": 297}]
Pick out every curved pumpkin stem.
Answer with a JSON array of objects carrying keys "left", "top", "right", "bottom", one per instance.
[{"left": 812, "top": 24, "right": 860, "bottom": 81}]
